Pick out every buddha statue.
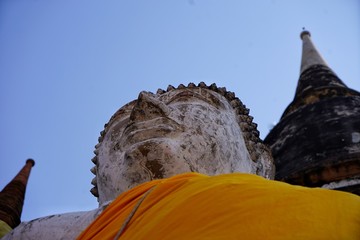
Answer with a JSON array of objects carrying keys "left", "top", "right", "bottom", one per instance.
[
  {"left": 91, "top": 82, "right": 274, "bottom": 205},
  {"left": 3, "top": 83, "right": 275, "bottom": 239}
]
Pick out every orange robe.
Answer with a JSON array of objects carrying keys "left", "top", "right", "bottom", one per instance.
[{"left": 78, "top": 173, "right": 360, "bottom": 239}]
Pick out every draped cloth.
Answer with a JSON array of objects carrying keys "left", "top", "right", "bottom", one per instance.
[
  {"left": 0, "top": 220, "right": 12, "bottom": 238},
  {"left": 77, "top": 173, "right": 360, "bottom": 240}
]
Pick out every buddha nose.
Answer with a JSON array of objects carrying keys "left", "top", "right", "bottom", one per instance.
[{"left": 129, "top": 91, "right": 171, "bottom": 122}]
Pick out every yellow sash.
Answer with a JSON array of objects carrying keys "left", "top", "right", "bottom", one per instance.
[
  {"left": 78, "top": 173, "right": 360, "bottom": 239},
  {"left": 0, "top": 219, "right": 12, "bottom": 238}
]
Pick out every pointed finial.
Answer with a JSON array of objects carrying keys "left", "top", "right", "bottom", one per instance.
[
  {"left": 0, "top": 159, "right": 35, "bottom": 229},
  {"left": 26, "top": 159, "right": 35, "bottom": 167},
  {"left": 300, "top": 30, "right": 328, "bottom": 73},
  {"left": 300, "top": 29, "right": 311, "bottom": 39}
]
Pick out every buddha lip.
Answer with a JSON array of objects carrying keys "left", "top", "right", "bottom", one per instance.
[{"left": 121, "top": 117, "right": 182, "bottom": 145}]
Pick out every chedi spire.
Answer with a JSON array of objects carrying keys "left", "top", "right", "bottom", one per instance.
[
  {"left": 0, "top": 159, "right": 35, "bottom": 229},
  {"left": 284, "top": 30, "right": 350, "bottom": 118},
  {"left": 264, "top": 31, "right": 360, "bottom": 195},
  {"left": 300, "top": 30, "right": 328, "bottom": 73}
]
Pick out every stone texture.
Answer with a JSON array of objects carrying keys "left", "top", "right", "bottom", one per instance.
[
  {"left": 2, "top": 208, "right": 105, "bottom": 240},
  {"left": 265, "top": 40, "right": 360, "bottom": 195},
  {"left": 94, "top": 85, "right": 274, "bottom": 205}
]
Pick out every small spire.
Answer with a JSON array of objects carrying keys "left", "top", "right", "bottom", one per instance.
[
  {"left": 281, "top": 30, "right": 348, "bottom": 119},
  {"left": 300, "top": 30, "right": 329, "bottom": 73},
  {"left": 0, "top": 159, "right": 35, "bottom": 229}
]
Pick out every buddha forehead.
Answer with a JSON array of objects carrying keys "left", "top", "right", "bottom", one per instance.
[{"left": 107, "top": 87, "right": 233, "bottom": 127}]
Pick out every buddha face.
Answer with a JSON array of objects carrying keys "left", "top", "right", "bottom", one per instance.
[{"left": 95, "top": 86, "right": 273, "bottom": 205}]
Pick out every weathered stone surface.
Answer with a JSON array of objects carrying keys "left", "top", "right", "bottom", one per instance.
[
  {"left": 2, "top": 208, "right": 105, "bottom": 240},
  {"left": 94, "top": 84, "right": 274, "bottom": 205},
  {"left": 265, "top": 92, "right": 360, "bottom": 186},
  {"left": 281, "top": 65, "right": 358, "bottom": 118},
  {"left": 265, "top": 50, "right": 360, "bottom": 195}
]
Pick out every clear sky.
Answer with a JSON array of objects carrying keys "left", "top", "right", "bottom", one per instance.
[{"left": 1, "top": 0, "right": 359, "bottom": 221}]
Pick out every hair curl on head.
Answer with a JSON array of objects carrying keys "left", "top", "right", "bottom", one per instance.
[{"left": 90, "top": 82, "right": 270, "bottom": 198}]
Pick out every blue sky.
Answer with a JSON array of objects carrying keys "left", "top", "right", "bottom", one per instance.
[{"left": 1, "top": 0, "right": 359, "bottom": 221}]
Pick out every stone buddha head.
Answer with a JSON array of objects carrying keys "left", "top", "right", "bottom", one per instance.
[{"left": 91, "top": 83, "right": 274, "bottom": 205}]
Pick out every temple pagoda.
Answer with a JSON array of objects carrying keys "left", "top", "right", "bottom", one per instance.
[{"left": 264, "top": 31, "right": 360, "bottom": 195}]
